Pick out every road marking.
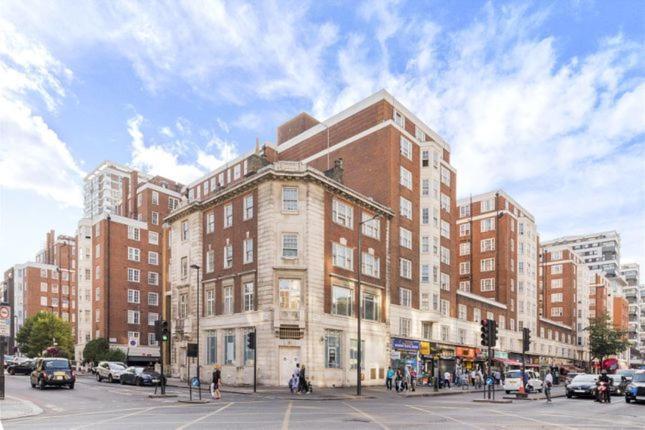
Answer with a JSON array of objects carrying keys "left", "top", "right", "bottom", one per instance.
[
  {"left": 45, "top": 403, "right": 64, "bottom": 412},
  {"left": 490, "top": 408, "right": 573, "bottom": 429},
  {"left": 343, "top": 402, "right": 389, "bottom": 430},
  {"left": 70, "top": 406, "right": 157, "bottom": 429},
  {"left": 406, "top": 405, "right": 485, "bottom": 430},
  {"left": 281, "top": 401, "right": 292, "bottom": 430},
  {"left": 175, "top": 402, "right": 233, "bottom": 430}
]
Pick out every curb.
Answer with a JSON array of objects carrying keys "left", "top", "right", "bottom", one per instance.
[
  {"left": 0, "top": 396, "right": 44, "bottom": 420},
  {"left": 473, "top": 399, "right": 513, "bottom": 404}
]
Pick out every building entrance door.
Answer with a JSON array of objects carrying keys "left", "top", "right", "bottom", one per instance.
[{"left": 279, "top": 346, "right": 301, "bottom": 386}]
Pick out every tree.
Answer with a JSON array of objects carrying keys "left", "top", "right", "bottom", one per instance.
[
  {"left": 82, "top": 338, "right": 126, "bottom": 363},
  {"left": 585, "top": 312, "right": 630, "bottom": 367},
  {"left": 16, "top": 312, "right": 74, "bottom": 358}
]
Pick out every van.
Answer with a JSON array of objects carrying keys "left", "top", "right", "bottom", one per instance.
[{"left": 503, "top": 369, "right": 543, "bottom": 394}]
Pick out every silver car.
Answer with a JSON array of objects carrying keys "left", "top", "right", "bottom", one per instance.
[{"left": 96, "top": 361, "right": 127, "bottom": 383}]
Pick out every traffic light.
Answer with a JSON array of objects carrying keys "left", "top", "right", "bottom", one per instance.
[
  {"left": 522, "top": 327, "right": 531, "bottom": 352},
  {"left": 480, "top": 319, "right": 489, "bottom": 346},
  {"left": 154, "top": 320, "right": 162, "bottom": 339},
  {"left": 161, "top": 320, "right": 169, "bottom": 342},
  {"left": 489, "top": 319, "right": 498, "bottom": 347},
  {"left": 247, "top": 331, "right": 256, "bottom": 350}
]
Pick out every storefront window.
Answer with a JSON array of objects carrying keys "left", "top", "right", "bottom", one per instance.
[
  {"left": 206, "top": 330, "right": 217, "bottom": 364},
  {"left": 325, "top": 330, "right": 341, "bottom": 368},
  {"left": 224, "top": 330, "right": 235, "bottom": 364}
]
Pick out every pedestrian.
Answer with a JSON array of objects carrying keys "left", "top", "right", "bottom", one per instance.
[
  {"left": 470, "top": 369, "right": 476, "bottom": 387},
  {"left": 444, "top": 371, "right": 451, "bottom": 389},
  {"left": 403, "top": 366, "right": 411, "bottom": 391},
  {"left": 410, "top": 367, "right": 417, "bottom": 392},
  {"left": 386, "top": 366, "right": 394, "bottom": 391},
  {"left": 544, "top": 371, "right": 553, "bottom": 403},
  {"left": 299, "top": 364, "right": 307, "bottom": 394},
  {"left": 211, "top": 364, "right": 222, "bottom": 400},
  {"left": 494, "top": 370, "right": 501, "bottom": 386},
  {"left": 395, "top": 369, "right": 403, "bottom": 392},
  {"left": 289, "top": 373, "right": 299, "bottom": 394}
]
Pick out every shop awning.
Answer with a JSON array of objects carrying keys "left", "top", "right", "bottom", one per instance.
[{"left": 493, "top": 358, "right": 522, "bottom": 366}]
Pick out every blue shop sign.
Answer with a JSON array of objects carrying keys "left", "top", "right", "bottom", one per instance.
[{"left": 392, "top": 338, "right": 420, "bottom": 352}]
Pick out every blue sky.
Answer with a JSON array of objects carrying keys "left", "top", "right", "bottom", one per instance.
[{"left": 1, "top": 0, "right": 644, "bottom": 272}]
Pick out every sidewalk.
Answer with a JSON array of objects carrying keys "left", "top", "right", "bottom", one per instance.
[{"left": 0, "top": 396, "right": 43, "bottom": 420}]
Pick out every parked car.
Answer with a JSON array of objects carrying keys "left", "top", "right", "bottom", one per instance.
[
  {"left": 119, "top": 367, "right": 161, "bottom": 386},
  {"left": 503, "top": 369, "right": 543, "bottom": 394},
  {"left": 30, "top": 358, "right": 75, "bottom": 389},
  {"left": 625, "top": 371, "right": 645, "bottom": 404},
  {"left": 7, "top": 359, "right": 35, "bottom": 375},
  {"left": 566, "top": 373, "right": 598, "bottom": 398},
  {"left": 96, "top": 361, "right": 127, "bottom": 382},
  {"left": 609, "top": 374, "right": 629, "bottom": 396},
  {"left": 564, "top": 372, "right": 580, "bottom": 387}
]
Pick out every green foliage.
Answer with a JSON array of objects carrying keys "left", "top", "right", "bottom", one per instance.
[
  {"left": 585, "top": 312, "right": 630, "bottom": 362},
  {"left": 82, "top": 338, "right": 126, "bottom": 363},
  {"left": 16, "top": 312, "right": 74, "bottom": 358}
]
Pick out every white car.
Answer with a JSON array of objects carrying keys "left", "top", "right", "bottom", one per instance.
[
  {"left": 503, "top": 369, "right": 543, "bottom": 393},
  {"left": 96, "top": 361, "right": 127, "bottom": 383}
]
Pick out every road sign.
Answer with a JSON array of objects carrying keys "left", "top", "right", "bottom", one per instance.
[
  {"left": 128, "top": 337, "right": 139, "bottom": 347},
  {"left": 0, "top": 305, "right": 11, "bottom": 337}
]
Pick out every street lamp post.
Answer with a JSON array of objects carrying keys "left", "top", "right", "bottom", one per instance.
[
  {"left": 357, "top": 214, "right": 380, "bottom": 396},
  {"left": 190, "top": 264, "right": 201, "bottom": 400}
]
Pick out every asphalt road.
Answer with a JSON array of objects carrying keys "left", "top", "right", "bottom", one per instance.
[{"left": 2, "top": 374, "right": 645, "bottom": 429}]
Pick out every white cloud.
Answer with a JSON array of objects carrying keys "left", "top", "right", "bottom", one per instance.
[{"left": 0, "top": 19, "right": 83, "bottom": 207}]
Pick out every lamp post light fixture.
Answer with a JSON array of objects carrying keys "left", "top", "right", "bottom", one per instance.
[
  {"left": 356, "top": 213, "right": 381, "bottom": 396},
  {"left": 190, "top": 264, "right": 201, "bottom": 400}
]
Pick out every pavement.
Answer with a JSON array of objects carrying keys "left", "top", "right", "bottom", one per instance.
[
  {"left": 0, "top": 395, "right": 43, "bottom": 420},
  {"left": 2, "top": 373, "right": 644, "bottom": 429}
]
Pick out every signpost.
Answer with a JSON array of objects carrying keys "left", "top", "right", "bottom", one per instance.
[{"left": 0, "top": 306, "right": 10, "bottom": 337}]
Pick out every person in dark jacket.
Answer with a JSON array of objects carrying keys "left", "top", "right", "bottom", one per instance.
[
  {"left": 211, "top": 364, "right": 222, "bottom": 400},
  {"left": 299, "top": 365, "right": 308, "bottom": 393}
]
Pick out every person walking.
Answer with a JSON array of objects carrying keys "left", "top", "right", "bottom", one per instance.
[
  {"left": 444, "top": 371, "right": 451, "bottom": 389},
  {"left": 386, "top": 366, "right": 394, "bottom": 391},
  {"left": 289, "top": 373, "right": 299, "bottom": 394},
  {"left": 403, "top": 366, "right": 411, "bottom": 391},
  {"left": 395, "top": 369, "right": 403, "bottom": 392},
  {"left": 544, "top": 371, "right": 553, "bottom": 403},
  {"left": 410, "top": 367, "right": 417, "bottom": 392},
  {"left": 211, "top": 364, "right": 222, "bottom": 400},
  {"left": 299, "top": 365, "right": 307, "bottom": 394}
]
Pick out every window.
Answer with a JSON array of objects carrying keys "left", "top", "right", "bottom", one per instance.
[
  {"left": 128, "top": 247, "right": 140, "bottom": 262},
  {"left": 480, "top": 217, "right": 495, "bottom": 232},
  {"left": 498, "top": 315, "right": 505, "bottom": 329},
  {"left": 400, "top": 197, "right": 412, "bottom": 219},
  {"left": 481, "top": 258, "right": 495, "bottom": 272},
  {"left": 459, "top": 280, "right": 471, "bottom": 292},
  {"left": 440, "top": 220, "right": 450, "bottom": 238},
  {"left": 362, "top": 292, "right": 379, "bottom": 321},
  {"left": 422, "top": 207, "right": 429, "bottom": 224},
  {"left": 278, "top": 279, "right": 301, "bottom": 310},
  {"left": 459, "top": 262, "right": 470, "bottom": 275},
  {"left": 181, "top": 257, "right": 188, "bottom": 278},
  {"left": 400, "top": 258, "right": 412, "bottom": 279},
  {"left": 282, "top": 234, "right": 298, "bottom": 258},
  {"left": 481, "top": 199, "right": 494, "bottom": 212},
  {"left": 233, "top": 164, "right": 241, "bottom": 180},
  {"left": 181, "top": 221, "right": 189, "bottom": 241},
  {"left": 459, "top": 205, "right": 470, "bottom": 217},
  {"left": 244, "top": 194, "right": 254, "bottom": 220},
  {"left": 551, "top": 264, "right": 562, "bottom": 274},
  {"left": 244, "top": 238, "right": 254, "bottom": 264},
  {"left": 127, "top": 268, "right": 140, "bottom": 283},
  {"left": 95, "top": 244, "right": 101, "bottom": 258},
  {"left": 223, "top": 244, "right": 233, "bottom": 268},
  {"left": 223, "top": 286, "right": 233, "bottom": 314},
  {"left": 224, "top": 330, "right": 235, "bottom": 364},
  {"left": 148, "top": 292, "right": 159, "bottom": 306},
  {"left": 551, "top": 279, "right": 562, "bottom": 289},
  {"left": 440, "top": 273, "right": 450, "bottom": 291},
  {"left": 332, "top": 286, "right": 353, "bottom": 316},
  {"left": 422, "top": 179, "right": 430, "bottom": 196},
  {"left": 481, "top": 278, "right": 495, "bottom": 291},
  {"left": 422, "top": 150, "right": 429, "bottom": 167},
  {"left": 458, "top": 304, "right": 467, "bottom": 320},
  {"left": 127, "top": 310, "right": 140, "bottom": 325},
  {"left": 148, "top": 271, "right": 159, "bottom": 286},
  {"left": 332, "top": 243, "right": 353, "bottom": 270},
  {"left": 282, "top": 187, "right": 299, "bottom": 212},
  {"left": 400, "top": 166, "right": 412, "bottom": 189},
  {"left": 350, "top": 339, "right": 366, "bottom": 370},
  {"left": 421, "top": 236, "right": 430, "bottom": 253},
  {"left": 551, "top": 293, "right": 563, "bottom": 303},
  {"left": 325, "top": 330, "right": 341, "bottom": 368},
  {"left": 148, "top": 251, "right": 159, "bottom": 265},
  {"left": 440, "top": 246, "right": 450, "bottom": 264},
  {"left": 94, "top": 224, "right": 101, "bottom": 237},
  {"left": 432, "top": 293, "right": 439, "bottom": 311},
  {"left": 151, "top": 211, "right": 159, "bottom": 225},
  {"left": 40, "top": 282, "right": 48, "bottom": 292},
  {"left": 421, "top": 264, "right": 430, "bottom": 283},
  {"left": 400, "top": 227, "right": 412, "bottom": 249},
  {"left": 243, "top": 282, "right": 254, "bottom": 311},
  {"left": 481, "top": 238, "right": 495, "bottom": 252},
  {"left": 127, "top": 289, "right": 140, "bottom": 304},
  {"left": 551, "top": 307, "right": 563, "bottom": 317},
  {"left": 400, "top": 136, "right": 412, "bottom": 159},
  {"left": 148, "top": 312, "right": 159, "bottom": 326},
  {"left": 148, "top": 231, "right": 159, "bottom": 245},
  {"left": 40, "top": 296, "right": 48, "bottom": 306},
  {"left": 399, "top": 317, "right": 411, "bottom": 336},
  {"left": 148, "top": 333, "right": 157, "bottom": 346},
  {"left": 459, "top": 223, "right": 470, "bottom": 237},
  {"left": 205, "top": 250, "right": 215, "bottom": 273},
  {"left": 178, "top": 293, "right": 188, "bottom": 318},
  {"left": 168, "top": 197, "right": 178, "bottom": 210},
  {"left": 473, "top": 308, "right": 481, "bottom": 322},
  {"left": 399, "top": 287, "right": 412, "bottom": 307},
  {"left": 224, "top": 204, "right": 233, "bottom": 228},
  {"left": 128, "top": 226, "right": 140, "bottom": 241},
  {"left": 362, "top": 253, "right": 380, "bottom": 278},
  {"left": 205, "top": 289, "right": 215, "bottom": 316},
  {"left": 332, "top": 199, "right": 354, "bottom": 228},
  {"left": 361, "top": 213, "right": 380, "bottom": 239},
  {"left": 95, "top": 265, "right": 100, "bottom": 280},
  {"left": 440, "top": 166, "right": 451, "bottom": 186},
  {"left": 459, "top": 242, "right": 470, "bottom": 256},
  {"left": 440, "top": 193, "right": 451, "bottom": 212},
  {"left": 393, "top": 110, "right": 404, "bottom": 127},
  {"left": 206, "top": 212, "right": 215, "bottom": 233},
  {"left": 416, "top": 127, "right": 426, "bottom": 142},
  {"left": 440, "top": 300, "right": 449, "bottom": 316}
]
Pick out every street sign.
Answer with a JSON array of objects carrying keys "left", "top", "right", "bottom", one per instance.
[{"left": 0, "top": 305, "right": 11, "bottom": 337}]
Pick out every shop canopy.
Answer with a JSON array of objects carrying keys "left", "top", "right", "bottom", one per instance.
[{"left": 493, "top": 358, "right": 522, "bottom": 366}]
